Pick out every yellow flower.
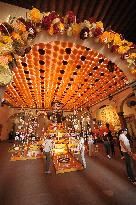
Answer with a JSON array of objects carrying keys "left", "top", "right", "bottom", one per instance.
[
  {"left": 58, "top": 23, "right": 65, "bottom": 34},
  {"left": 3, "top": 36, "right": 13, "bottom": 44},
  {"left": 109, "top": 32, "right": 115, "bottom": 42},
  {"left": 131, "top": 67, "right": 136, "bottom": 74},
  {"left": 118, "top": 46, "right": 130, "bottom": 54},
  {"left": 99, "top": 31, "right": 115, "bottom": 43},
  {"left": 29, "top": 8, "right": 42, "bottom": 23},
  {"left": 48, "top": 25, "right": 54, "bottom": 35},
  {"left": 71, "top": 23, "right": 81, "bottom": 35},
  {"left": 18, "top": 22, "right": 26, "bottom": 32},
  {"left": 14, "top": 22, "right": 26, "bottom": 32},
  {"left": 0, "top": 43, "right": 13, "bottom": 55},
  {"left": 96, "top": 21, "right": 103, "bottom": 28},
  {"left": 100, "top": 31, "right": 110, "bottom": 43},
  {"left": 129, "top": 53, "right": 136, "bottom": 59},
  {"left": 0, "top": 42, "right": 4, "bottom": 47},
  {"left": 5, "top": 54, "right": 13, "bottom": 62},
  {"left": 11, "top": 32, "right": 21, "bottom": 40},
  {"left": 21, "top": 31, "right": 29, "bottom": 42},
  {"left": 113, "top": 34, "right": 122, "bottom": 46}
]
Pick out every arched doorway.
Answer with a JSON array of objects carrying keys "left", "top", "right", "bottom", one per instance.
[
  {"left": 96, "top": 105, "right": 121, "bottom": 131},
  {"left": 120, "top": 94, "right": 136, "bottom": 137}
]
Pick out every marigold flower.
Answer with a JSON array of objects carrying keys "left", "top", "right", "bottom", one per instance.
[
  {"left": 129, "top": 53, "right": 136, "bottom": 59},
  {"left": 113, "top": 34, "right": 122, "bottom": 46},
  {"left": 29, "top": 8, "right": 42, "bottom": 23},
  {"left": 11, "top": 32, "right": 21, "bottom": 40},
  {"left": 3, "top": 36, "right": 13, "bottom": 44},
  {"left": 99, "top": 31, "right": 111, "bottom": 43},
  {"left": 6, "top": 54, "right": 13, "bottom": 62},
  {"left": 118, "top": 46, "right": 130, "bottom": 54},
  {"left": 71, "top": 23, "right": 81, "bottom": 36},
  {"left": 14, "top": 22, "right": 26, "bottom": 32},
  {"left": 96, "top": 21, "right": 103, "bottom": 28},
  {"left": 130, "top": 67, "right": 136, "bottom": 74},
  {"left": 48, "top": 25, "right": 54, "bottom": 35},
  {"left": 58, "top": 23, "right": 65, "bottom": 34},
  {"left": 0, "top": 42, "right": 4, "bottom": 47},
  {"left": 123, "top": 40, "right": 133, "bottom": 47}
]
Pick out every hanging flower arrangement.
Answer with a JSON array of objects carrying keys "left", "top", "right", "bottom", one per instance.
[{"left": 0, "top": 7, "right": 136, "bottom": 86}]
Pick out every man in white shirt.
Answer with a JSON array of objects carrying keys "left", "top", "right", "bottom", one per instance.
[
  {"left": 42, "top": 135, "right": 53, "bottom": 174},
  {"left": 88, "top": 132, "right": 95, "bottom": 157},
  {"left": 119, "top": 128, "right": 136, "bottom": 184},
  {"left": 79, "top": 136, "right": 86, "bottom": 168}
]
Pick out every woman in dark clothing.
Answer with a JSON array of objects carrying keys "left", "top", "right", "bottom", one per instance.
[
  {"left": 102, "top": 132, "right": 111, "bottom": 158},
  {"left": 9, "top": 130, "right": 15, "bottom": 141},
  {"left": 108, "top": 131, "right": 115, "bottom": 157}
]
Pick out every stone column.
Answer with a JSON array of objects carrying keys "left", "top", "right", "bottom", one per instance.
[{"left": 118, "top": 112, "right": 127, "bottom": 129}]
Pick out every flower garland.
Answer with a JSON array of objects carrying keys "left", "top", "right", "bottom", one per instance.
[{"left": 0, "top": 8, "right": 136, "bottom": 86}]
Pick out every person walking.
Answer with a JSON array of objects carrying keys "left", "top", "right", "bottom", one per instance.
[
  {"left": 116, "top": 130, "right": 124, "bottom": 159},
  {"left": 88, "top": 132, "right": 95, "bottom": 157},
  {"left": 119, "top": 128, "right": 136, "bottom": 185},
  {"left": 102, "top": 132, "right": 111, "bottom": 159},
  {"left": 108, "top": 130, "right": 115, "bottom": 157},
  {"left": 42, "top": 135, "right": 53, "bottom": 174},
  {"left": 79, "top": 136, "right": 86, "bottom": 168}
]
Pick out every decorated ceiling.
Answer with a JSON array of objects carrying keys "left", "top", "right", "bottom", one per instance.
[
  {"left": 4, "top": 41, "right": 128, "bottom": 110},
  {"left": 0, "top": 5, "right": 135, "bottom": 111}
]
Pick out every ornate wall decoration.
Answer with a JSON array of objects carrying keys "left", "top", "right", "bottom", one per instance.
[{"left": 97, "top": 105, "right": 121, "bottom": 130}]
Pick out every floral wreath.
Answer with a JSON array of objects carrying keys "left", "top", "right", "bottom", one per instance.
[{"left": 0, "top": 8, "right": 136, "bottom": 86}]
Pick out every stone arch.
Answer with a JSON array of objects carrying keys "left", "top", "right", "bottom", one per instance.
[
  {"left": 120, "top": 93, "right": 134, "bottom": 113},
  {"left": 9, "top": 112, "right": 24, "bottom": 120},
  {"left": 95, "top": 104, "right": 121, "bottom": 130},
  {"left": 8, "top": 109, "right": 25, "bottom": 119},
  {"left": 119, "top": 92, "right": 136, "bottom": 137},
  {"left": 91, "top": 97, "right": 117, "bottom": 119}
]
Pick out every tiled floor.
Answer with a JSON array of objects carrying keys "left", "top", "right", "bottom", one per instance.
[{"left": 0, "top": 142, "right": 136, "bottom": 205}]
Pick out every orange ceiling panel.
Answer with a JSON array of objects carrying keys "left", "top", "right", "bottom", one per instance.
[{"left": 4, "top": 41, "right": 128, "bottom": 110}]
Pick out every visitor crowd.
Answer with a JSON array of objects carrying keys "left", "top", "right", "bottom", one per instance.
[{"left": 9, "top": 126, "right": 136, "bottom": 185}]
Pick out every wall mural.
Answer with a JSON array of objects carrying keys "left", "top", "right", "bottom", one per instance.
[{"left": 96, "top": 105, "right": 121, "bottom": 130}]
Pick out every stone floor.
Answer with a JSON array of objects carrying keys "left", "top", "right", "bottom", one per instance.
[{"left": 0, "top": 142, "right": 136, "bottom": 205}]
